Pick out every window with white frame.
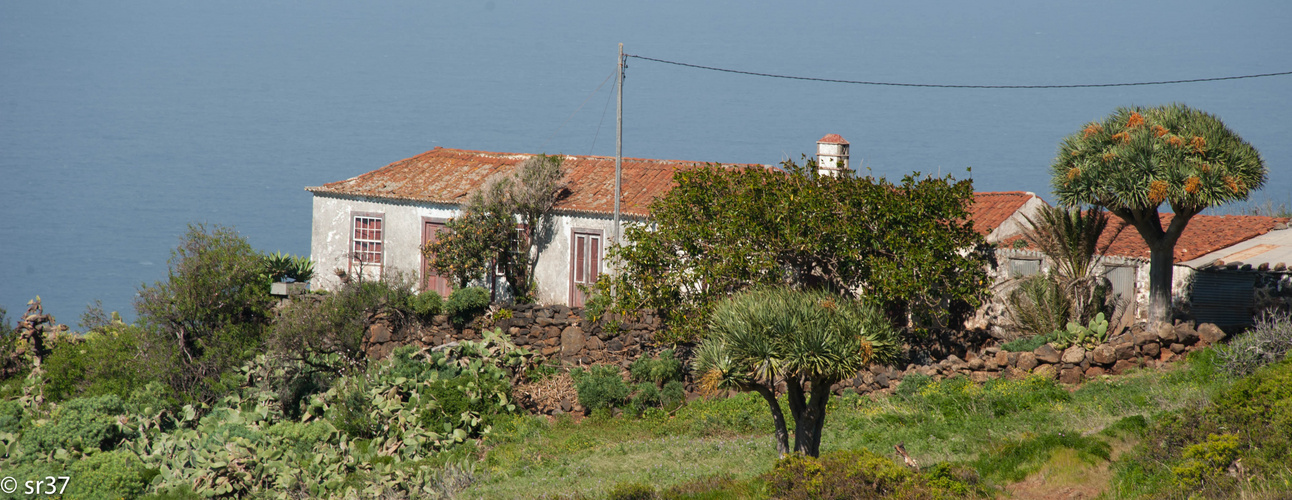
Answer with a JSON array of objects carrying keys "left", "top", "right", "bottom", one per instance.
[{"left": 351, "top": 214, "right": 384, "bottom": 276}]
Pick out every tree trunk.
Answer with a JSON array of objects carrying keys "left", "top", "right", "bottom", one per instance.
[
  {"left": 752, "top": 384, "right": 790, "bottom": 457},
  {"left": 791, "top": 377, "right": 834, "bottom": 457},
  {"left": 1146, "top": 242, "right": 1175, "bottom": 330}
]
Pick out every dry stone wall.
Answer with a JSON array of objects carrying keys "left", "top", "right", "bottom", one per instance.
[{"left": 362, "top": 303, "right": 1231, "bottom": 415}]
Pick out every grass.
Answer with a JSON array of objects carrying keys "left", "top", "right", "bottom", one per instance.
[{"left": 458, "top": 349, "right": 1252, "bottom": 499}]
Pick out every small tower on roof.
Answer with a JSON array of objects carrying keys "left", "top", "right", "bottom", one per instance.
[{"left": 816, "top": 134, "right": 850, "bottom": 177}]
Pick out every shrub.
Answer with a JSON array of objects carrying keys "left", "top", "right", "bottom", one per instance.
[
  {"left": 570, "top": 365, "right": 631, "bottom": 411},
  {"left": 134, "top": 224, "right": 274, "bottom": 404},
  {"left": 629, "top": 349, "right": 684, "bottom": 386},
  {"left": 410, "top": 291, "right": 444, "bottom": 319},
  {"left": 1217, "top": 311, "right": 1292, "bottom": 376},
  {"left": 269, "top": 274, "right": 415, "bottom": 373},
  {"left": 42, "top": 322, "right": 147, "bottom": 402},
  {"left": 608, "top": 481, "right": 657, "bottom": 500},
  {"left": 1005, "top": 274, "right": 1071, "bottom": 336},
  {"left": 446, "top": 287, "right": 490, "bottom": 327},
  {"left": 66, "top": 449, "right": 153, "bottom": 500},
  {"left": 21, "top": 394, "right": 133, "bottom": 453},
  {"left": 763, "top": 449, "right": 984, "bottom": 499}
]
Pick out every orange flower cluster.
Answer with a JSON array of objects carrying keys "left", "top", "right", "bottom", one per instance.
[
  {"left": 1148, "top": 180, "right": 1169, "bottom": 204},
  {"left": 1082, "top": 124, "right": 1103, "bottom": 138},
  {"left": 1223, "top": 176, "right": 1242, "bottom": 193},
  {"left": 1101, "top": 151, "right": 1118, "bottom": 163},
  {"left": 1067, "top": 167, "right": 1081, "bottom": 180},
  {"left": 1111, "top": 131, "right": 1130, "bottom": 143},
  {"left": 1191, "top": 136, "right": 1207, "bottom": 153},
  {"left": 1153, "top": 125, "right": 1169, "bottom": 137},
  {"left": 1184, "top": 176, "right": 1201, "bottom": 194},
  {"left": 1167, "top": 136, "right": 1185, "bottom": 148},
  {"left": 1126, "top": 112, "right": 1145, "bottom": 128}
]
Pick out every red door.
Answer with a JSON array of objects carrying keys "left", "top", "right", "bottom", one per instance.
[
  {"left": 422, "top": 221, "right": 450, "bottom": 296},
  {"left": 569, "top": 231, "right": 601, "bottom": 307}
]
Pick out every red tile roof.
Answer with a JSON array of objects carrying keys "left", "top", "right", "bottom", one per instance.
[
  {"left": 306, "top": 147, "right": 765, "bottom": 217},
  {"left": 968, "top": 191, "right": 1040, "bottom": 236},
  {"left": 817, "top": 134, "right": 849, "bottom": 144},
  {"left": 1099, "top": 214, "right": 1288, "bottom": 262}
]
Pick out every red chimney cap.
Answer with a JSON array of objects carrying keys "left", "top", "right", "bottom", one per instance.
[{"left": 818, "top": 134, "right": 849, "bottom": 145}]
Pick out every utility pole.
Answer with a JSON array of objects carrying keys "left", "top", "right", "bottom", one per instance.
[{"left": 614, "top": 43, "right": 624, "bottom": 247}]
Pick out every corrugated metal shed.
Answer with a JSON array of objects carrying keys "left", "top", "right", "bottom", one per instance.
[{"left": 1189, "top": 271, "right": 1258, "bottom": 328}]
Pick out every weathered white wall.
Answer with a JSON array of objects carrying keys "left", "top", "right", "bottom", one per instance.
[
  {"left": 531, "top": 212, "right": 626, "bottom": 305},
  {"left": 309, "top": 194, "right": 459, "bottom": 291},
  {"left": 310, "top": 193, "right": 633, "bottom": 305},
  {"left": 986, "top": 196, "right": 1048, "bottom": 244}
]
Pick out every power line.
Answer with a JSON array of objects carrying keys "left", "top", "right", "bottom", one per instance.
[
  {"left": 626, "top": 54, "right": 1292, "bottom": 89},
  {"left": 540, "top": 67, "right": 617, "bottom": 151}
]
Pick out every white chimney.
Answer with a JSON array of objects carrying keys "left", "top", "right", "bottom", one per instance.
[{"left": 816, "top": 134, "right": 850, "bottom": 177}]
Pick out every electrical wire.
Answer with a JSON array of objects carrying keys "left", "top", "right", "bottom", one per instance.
[
  {"left": 540, "top": 67, "right": 618, "bottom": 151},
  {"left": 626, "top": 54, "right": 1292, "bottom": 89},
  {"left": 589, "top": 69, "right": 619, "bottom": 155}
]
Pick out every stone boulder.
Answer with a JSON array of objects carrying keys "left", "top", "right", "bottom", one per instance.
[
  {"left": 1058, "top": 367, "right": 1083, "bottom": 385},
  {"left": 1197, "top": 323, "right": 1227, "bottom": 344},
  {"left": 1092, "top": 344, "right": 1116, "bottom": 365},
  {"left": 1033, "top": 364, "right": 1058, "bottom": 379},
  {"left": 1034, "top": 344, "right": 1061, "bottom": 364},
  {"left": 560, "top": 326, "right": 586, "bottom": 358},
  {"left": 1016, "top": 352, "right": 1038, "bottom": 372},
  {"left": 1061, "top": 346, "right": 1086, "bottom": 365},
  {"left": 1155, "top": 323, "right": 1178, "bottom": 343}
]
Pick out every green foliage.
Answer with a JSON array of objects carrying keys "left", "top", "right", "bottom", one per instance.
[
  {"left": 1017, "top": 204, "right": 1115, "bottom": 324},
  {"left": 21, "top": 394, "right": 132, "bottom": 454},
  {"left": 66, "top": 449, "right": 153, "bottom": 500},
  {"left": 696, "top": 288, "right": 900, "bottom": 456},
  {"left": 999, "top": 331, "right": 1058, "bottom": 353},
  {"left": 630, "top": 350, "right": 684, "bottom": 387},
  {"left": 970, "top": 432, "right": 1111, "bottom": 483},
  {"left": 1005, "top": 274, "right": 1071, "bottom": 337},
  {"left": 262, "top": 251, "right": 315, "bottom": 283},
  {"left": 446, "top": 287, "right": 490, "bottom": 327},
  {"left": 607, "top": 481, "right": 657, "bottom": 500},
  {"left": 1113, "top": 359, "right": 1292, "bottom": 498},
  {"left": 42, "top": 322, "right": 147, "bottom": 402},
  {"left": 607, "top": 160, "right": 989, "bottom": 341},
  {"left": 571, "top": 365, "right": 631, "bottom": 412},
  {"left": 1217, "top": 311, "right": 1292, "bottom": 376},
  {"left": 268, "top": 275, "right": 415, "bottom": 373},
  {"left": 134, "top": 224, "right": 274, "bottom": 404},
  {"left": 1052, "top": 104, "right": 1267, "bottom": 326},
  {"left": 1049, "top": 312, "right": 1109, "bottom": 350},
  {"left": 762, "top": 449, "right": 985, "bottom": 499},
  {"left": 897, "top": 374, "right": 1072, "bottom": 419},
  {"left": 1171, "top": 433, "right": 1240, "bottom": 489},
  {"left": 426, "top": 154, "right": 564, "bottom": 301},
  {"left": 409, "top": 290, "right": 444, "bottom": 318}
]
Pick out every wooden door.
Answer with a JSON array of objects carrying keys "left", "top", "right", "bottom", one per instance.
[
  {"left": 569, "top": 231, "right": 602, "bottom": 307},
  {"left": 422, "top": 221, "right": 450, "bottom": 296}
]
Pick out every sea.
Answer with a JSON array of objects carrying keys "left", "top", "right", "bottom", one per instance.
[{"left": 2, "top": 0, "right": 1290, "bottom": 323}]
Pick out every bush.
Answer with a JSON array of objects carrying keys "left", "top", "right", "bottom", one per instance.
[
  {"left": 446, "top": 287, "right": 490, "bottom": 327},
  {"left": 42, "top": 322, "right": 147, "bottom": 402},
  {"left": 21, "top": 394, "right": 133, "bottom": 453},
  {"left": 1217, "top": 311, "right": 1292, "bottom": 376},
  {"left": 410, "top": 291, "right": 444, "bottom": 318},
  {"left": 134, "top": 224, "right": 274, "bottom": 404},
  {"left": 629, "top": 349, "right": 684, "bottom": 386},
  {"left": 763, "top": 449, "right": 984, "bottom": 499},
  {"left": 1005, "top": 275, "right": 1070, "bottom": 337},
  {"left": 570, "top": 365, "right": 631, "bottom": 411},
  {"left": 607, "top": 481, "right": 657, "bottom": 500},
  {"left": 269, "top": 275, "right": 416, "bottom": 373},
  {"left": 66, "top": 449, "right": 153, "bottom": 500}
]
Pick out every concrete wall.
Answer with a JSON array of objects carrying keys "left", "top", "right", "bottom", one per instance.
[{"left": 310, "top": 193, "right": 634, "bottom": 305}]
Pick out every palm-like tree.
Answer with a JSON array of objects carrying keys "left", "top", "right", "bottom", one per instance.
[
  {"left": 1051, "top": 104, "right": 1265, "bottom": 328},
  {"left": 694, "top": 288, "right": 899, "bottom": 457},
  {"left": 1020, "top": 204, "right": 1112, "bottom": 323}
]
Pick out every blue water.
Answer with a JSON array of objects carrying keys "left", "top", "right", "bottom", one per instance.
[{"left": 3, "top": 0, "right": 1290, "bottom": 322}]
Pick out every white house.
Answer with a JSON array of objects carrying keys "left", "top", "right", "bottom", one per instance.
[
  {"left": 306, "top": 137, "right": 1053, "bottom": 308},
  {"left": 306, "top": 147, "right": 748, "bottom": 306}
]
